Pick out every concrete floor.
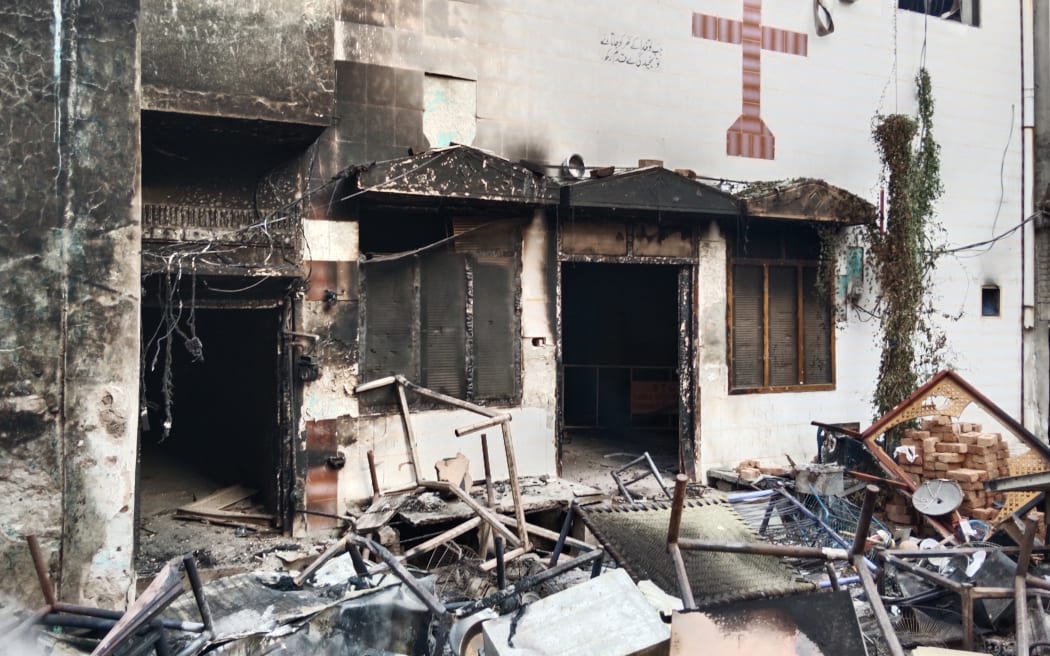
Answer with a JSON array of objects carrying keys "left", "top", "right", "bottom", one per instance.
[{"left": 560, "top": 428, "right": 680, "bottom": 500}]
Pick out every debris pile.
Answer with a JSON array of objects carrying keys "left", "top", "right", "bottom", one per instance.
[{"left": 893, "top": 416, "right": 1010, "bottom": 523}]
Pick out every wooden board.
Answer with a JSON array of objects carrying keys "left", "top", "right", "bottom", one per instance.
[{"left": 355, "top": 491, "right": 414, "bottom": 532}]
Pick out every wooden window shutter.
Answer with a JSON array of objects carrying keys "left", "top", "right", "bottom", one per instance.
[
  {"left": 363, "top": 259, "right": 418, "bottom": 403},
  {"left": 420, "top": 253, "right": 468, "bottom": 397},
  {"left": 473, "top": 255, "right": 518, "bottom": 399},
  {"left": 732, "top": 265, "right": 764, "bottom": 388},
  {"left": 768, "top": 266, "right": 799, "bottom": 386},
  {"left": 802, "top": 267, "right": 832, "bottom": 384}
]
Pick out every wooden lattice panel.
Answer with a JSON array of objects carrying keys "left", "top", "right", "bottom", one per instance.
[
  {"left": 879, "top": 378, "right": 975, "bottom": 435},
  {"left": 993, "top": 449, "right": 1048, "bottom": 525}
]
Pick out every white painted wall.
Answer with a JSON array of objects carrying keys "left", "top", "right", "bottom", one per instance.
[{"left": 335, "top": 0, "right": 1028, "bottom": 487}]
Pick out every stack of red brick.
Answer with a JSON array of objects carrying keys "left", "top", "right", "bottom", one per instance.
[{"left": 893, "top": 415, "right": 1009, "bottom": 523}]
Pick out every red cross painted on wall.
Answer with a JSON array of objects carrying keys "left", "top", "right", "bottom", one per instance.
[{"left": 692, "top": 1, "right": 808, "bottom": 160}]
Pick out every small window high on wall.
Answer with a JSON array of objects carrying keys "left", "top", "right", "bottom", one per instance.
[
  {"left": 899, "top": 0, "right": 979, "bottom": 27},
  {"left": 729, "top": 224, "right": 834, "bottom": 393}
]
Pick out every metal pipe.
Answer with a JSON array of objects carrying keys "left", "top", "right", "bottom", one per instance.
[
  {"left": 182, "top": 555, "right": 214, "bottom": 636},
  {"left": 589, "top": 552, "right": 603, "bottom": 578},
  {"left": 824, "top": 563, "right": 840, "bottom": 591},
  {"left": 852, "top": 485, "right": 880, "bottom": 556},
  {"left": 353, "top": 376, "right": 397, "bottom": 392},
  {"left": 480, "top": 434, "right": 495, "bottom": 509},
  {"left": 1017, "top": 513, "right": 1039, "bottom": 656},
  {"left": 669, "top": 544, "right": 696, "bottom": 610},
  {"left": 961, "top": 584, "right": 975, "bottom": 651},
  {"left": 549, "top": 502, "right": 576, "bottom": 567},
  {"left": 26, "top": 535, "right": 56, "bottom": 606},
  {"left": 50, "top": 603, "right": 204, "bottom": 632},
  {"left": 367, "top": 450, "right": 381, "bottom": 500},
  {"left": 667, "top": 474, "right": 688, "bottom": 545},
  {"left": 455, "top": 549, "right": 605, "bottom": 617},
  {"left": 675, "top": 539, "right": 850, "bottom": 561},
  {"left": 881, "top": 553, "right": 963, "bottom": 592},
  {"left": 495, "top": 537, "right": 506, "bottom": 590},
  {"left": 347, "top": 534, "right": 448, "bottom": 618},
  {"left": 455, "top": 414, "right": 513, "bottom": 437},
  {"left": 854, "top": 555, "right": 906, "bottom": 656}
]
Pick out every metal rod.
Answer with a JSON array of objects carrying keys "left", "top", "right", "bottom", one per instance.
[
  {"left": 667, "top": 474, "right": 688, "bottom": 545},
  {"left": 676, "top": 538, "right": 849, "bottom": 561},
  {"left": 354, "top": 376, "right": 397, "bottom": 392},
  {"left": 347, "top": 534, "right": 448, "bottom": 618},
  {"left": 854, "top": 555, "right": 906, "bottom": 656},
  {"left": 643, "top": 452, "right": 673, "bottom": 500},
  {"left": 881, "top": 553, "right": 963, "bottom": 592},
  {"left": 27, "top": 535, "right": 56, "bottom": 606},
  {"left": 495, "top": 513, "right": 593, "bottom": 553},
  {"left": 589, "top": 552, "right": 603, "bottom": 578},
  {"left": 396, "top": 382, "right": 422, "bottom": 483},
  {"left": 50, "top": 603, "right": 204, "bottom": 632},
  {"left": 480, "top": 434, "right": 495, "bottom": 509},
  {"left": 824, "top": 563, "right": 840, "bottom": 591},
  {"left": 293, "top": 536, "right": 350, "bottom": 587},
  {"left": 181, "top": 555, "right": 214, "bottom": 635},
  {"left": 456, "top": 549, "right": 605, "bottom": 617},
  {"left": 400, "top": 517, "right": 483, "bottom": 561},
  {"left": 550, "top": 502, "right": 576, "bottom": 566},
  {"left": 852, "top": 485, "right": 880, "bottom": 556},
  {"left": 455, "top": 414, "right": 513, "bottom": 437},
  {"left": 961, "top": 584, "right": 974, "bottom": 651},
  {"left": 495, "top": 537, "right": 506, "bottom": 590},
  {"left": 499, "top": 421, "right": 530, "bottom": 549},
  {"left": 367, "top": 450, "right": 381, "bottom": 500},
  {"left": 420, "top": 481, "right": 520, "bottom": 547},
  {"left": 669, "top": 544, "right": 696, "bottom": 610},
  {"left": 397, "top": 376, "right": 500, "bottom": 417},
  {"left": 346, "top": 544, "right": 371, "bottom": 579},
  {"left": 1016, "top": 513, "right": 1039, "bottom": 656}
]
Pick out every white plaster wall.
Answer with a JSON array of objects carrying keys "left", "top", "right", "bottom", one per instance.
[{"left": 340, "top": 1, "right": 1027, "bottom": 476}]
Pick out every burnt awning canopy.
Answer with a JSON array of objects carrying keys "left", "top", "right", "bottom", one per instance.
[
  {"left": 736, "top": 178, "right": 876, "bottom": 226},
  {"left": 561, "top": 167, "right": 741, "bottom": 216},
  {"left": 342, "top": 145, "right": 559, "bottom": 206}
]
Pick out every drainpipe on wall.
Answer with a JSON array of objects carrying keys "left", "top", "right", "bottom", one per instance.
[{"left": 1023, "top": 0, "right": 1034, "bottom": 426}]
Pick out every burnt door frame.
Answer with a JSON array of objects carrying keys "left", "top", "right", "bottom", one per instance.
[{"left": 554, "top": 219, "right": 698, "bottom": 479}]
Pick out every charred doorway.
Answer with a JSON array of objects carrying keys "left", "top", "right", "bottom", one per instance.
[
  {"left": 560, "top": 263, "right": 686, "bottom": 476},
  {"left": 138, "top": 280, "right": 292, "bottom": 552}
]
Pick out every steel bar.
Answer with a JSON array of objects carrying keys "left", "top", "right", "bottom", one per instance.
[
  {"left": 420, "top": 481, "right": 520, "bottom": 547},
  {"left": 494, "top": 514, "right": 593, "bottom": 552},
  {"left": 456, "top": 549, "right": 605, "bottom": 617},
  {"left": 824, "top": 563, "right": 840, "bottom": 591},
  {"left": 495, "top": 537, "right": 506, "bottom": 590},
  {"left": 881, "top": 553, "right": 962, "bottom": 592},
  {"left": 888, "top": 545, "right": 1050, "bottom": 559},
  {"left": 961, "top": 584, "right": 974, "bottom": 651},
  {"left": 854, "top": 554, "right": 906, "bottom": 656},
  {"left": 480, "top": 434, "right": 495, "bottom": 509},
  {"left": 353, "top": 376, "right": 397, "bottom": 392},
  {"left": 481, "top": 547, "right": 527, "bottom": 572},
  {"left": 852, "top": 485, "right": 879, "bottom": 556},
  {"left": 589, "top": 553, "right": 603, "bottom": 578},
  {"left": 549, "top": 502, "right": 577, "bottom": 566},
  {"left": 49, "top": 604, "right": 203, "bottom": 632},
  {"left": 644, "top": 452, "right": 673, "bottom": 500},
  {"left": 759, "top": 495, "right": 778, "bottom": 536},
  {"left": 676, "top": 538, "right": 850, "bottom": 561},
  {"left": 454, "top": 414, "right": 512, "bottom": 437},
  {"left": 367, "top": 450, "right": 381, "bottom": 500},
  {"left": 1016, "top": 513, "right": 1039, "bottom": 656},
  {"left": 346, "top": 534, "right": 448, "bottom": 618},
  {"left": 400, "top": 517, "right": 483, "bottom": 561},
  {"left": 397, "top": 376, "right": 499, "bottom": 417},
  {"left": 669, "top": 543, "right": 695, "bottom": 610},
  {"left": 773, "top": 487, "right": 877, "bottom": 571},
  {"left": 498, "top": 421, "right": 530, "bottom": 549},
  {"left": 346, "top": 544, "right": 371, "bottom": 581},
  {"left": 27, "top": 535, "right": 56, "bottom": 606},
  {"left": 667, "top": 474, "right": 687, "bottom": 545},
  {"left": 182, "top": 556, "right": 214, "bottom": 638},
  {"left": 293, "top": 536, "right": 350, "bottom": 587},
  {"left": 395, "top": 382, "right": 422, "bottom": 483}
]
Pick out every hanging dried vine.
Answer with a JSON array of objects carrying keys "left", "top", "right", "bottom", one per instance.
[{"left": 868, "top": 68, "right": 945, "bottom": 419}]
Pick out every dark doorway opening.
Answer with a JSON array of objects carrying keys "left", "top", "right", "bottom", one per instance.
[
  {"left": 560, "top": 263, "right": 681, "bottom": 483},
  {"left": 137, "top": 299, "right": 285, "bottom": 572}
]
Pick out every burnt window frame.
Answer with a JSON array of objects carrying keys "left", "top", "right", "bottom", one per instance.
[
  {"left": 359, "top": 216, "right": 523, "bottom": 409},
  {"left": 727, "top": 224, "right": 835, "bottom": 394}
]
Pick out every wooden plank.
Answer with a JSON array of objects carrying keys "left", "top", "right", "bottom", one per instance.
[
  {"left": 179, "top": 485, "right": 257, "bottom": 513},
  {"left": 420, "top": 481, "right": 521, "bottom": 548},
  {"left": 400, "top": 517, "right": 483, "bottom": 561},
  {"left": 396, "top": 382, "right": 422, "bottom": 483},
  {"left": 493, "top": 515, "right": 594, "bottom": 552},
  {"left": 175, "top": 508, "right": 274, "bottom": 522}
]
